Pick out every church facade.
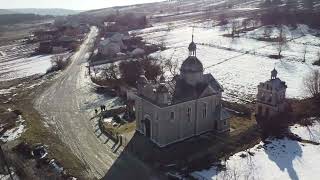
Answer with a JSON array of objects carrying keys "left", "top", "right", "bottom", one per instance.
[{"left": 133, "top": 37, "right": 230, "bottom": 147}]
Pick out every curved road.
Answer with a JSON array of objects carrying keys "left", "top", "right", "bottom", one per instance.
[{"left": 35, "top": 27, "right": 120, "bottom": 179}]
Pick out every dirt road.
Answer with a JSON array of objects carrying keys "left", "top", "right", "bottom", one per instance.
[{"left": 35, "top": 27, "right": 121, "bottom": 179}]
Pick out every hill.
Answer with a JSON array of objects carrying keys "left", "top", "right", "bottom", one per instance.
[{"left": 0, "top": 8, "right": 81, "bottom": 16}]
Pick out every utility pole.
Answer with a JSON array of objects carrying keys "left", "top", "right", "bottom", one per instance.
[{"left": 0, "top": 145, "right": 14, "bottom": 180}]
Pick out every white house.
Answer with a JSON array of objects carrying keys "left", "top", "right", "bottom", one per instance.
[{"left": 98, "top": 33, "right": 127, "bottom": 57}]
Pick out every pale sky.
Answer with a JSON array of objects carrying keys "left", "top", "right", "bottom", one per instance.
[{"left": 0, "top": 0, "right": 164, "bottom": 10}]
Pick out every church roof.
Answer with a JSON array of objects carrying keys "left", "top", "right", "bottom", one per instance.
[
  {"left": 172, "top": 74, "right": 223, "bottom": 103},
  {"left": 181, "top": 56, "right": 204, "bottom": 73}
]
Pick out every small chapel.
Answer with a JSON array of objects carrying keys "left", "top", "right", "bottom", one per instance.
[{"left": 133, "top": 36, "right": 230, "bottom": 147}]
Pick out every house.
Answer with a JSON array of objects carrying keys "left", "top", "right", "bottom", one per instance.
[
  {"left": 34, "top": 29, "right": 60, "bottom": 42},
  {"left": 133, "top": 37, "right": 230, "bottom": 147},
  {"left": 98, "top": 33, "right": 127, "bottom": 57},
  {"left": 38, "top": 41, "right": 53, "bottom": 54},
  {"left": 256, "top": 68, "right": 288, "bottom": 119}
]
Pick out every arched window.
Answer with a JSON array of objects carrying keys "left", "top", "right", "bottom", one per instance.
[{"left": 203, "top": 103, "right": 207, "bottom": 119}]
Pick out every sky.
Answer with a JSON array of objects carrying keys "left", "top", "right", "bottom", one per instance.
[{"left": 0, "top": 0, "right": 165, "bottom": 10}]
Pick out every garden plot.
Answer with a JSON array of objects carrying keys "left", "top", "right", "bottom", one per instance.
[
  {"left": 191, "top": 119, "right": 320, "bottom": 180},
  {"left": 139, "top": 23, "right": 320, "bottom": 102},
  {"left": 0, "top": 55, "right": 53, "bottom": 81}
]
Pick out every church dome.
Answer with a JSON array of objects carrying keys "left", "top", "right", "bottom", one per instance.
[{"left": 181, "top": 56, "right": 204, "bottom": 73}]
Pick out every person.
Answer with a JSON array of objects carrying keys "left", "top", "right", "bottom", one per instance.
[{"left": 95, "top": 109, "right": 98, "bottom": 115}]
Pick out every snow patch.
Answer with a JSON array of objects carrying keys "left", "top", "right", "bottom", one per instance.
[
  {"left": 0, "top": 115, "right": 26, "bottom": 143},
  {"left": 192, "top": 121, "right": 320, "bottom": 180}
]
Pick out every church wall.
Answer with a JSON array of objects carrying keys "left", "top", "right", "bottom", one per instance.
[
  {"left": 196, "top": 95, "right": 217, "bottom": 134},
  {"left": 134, "top": 93, "right": 224, "bottom": 147}
]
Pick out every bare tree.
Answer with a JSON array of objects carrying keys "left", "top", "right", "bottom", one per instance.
[
  {"left": 302, "top": 45, "right": 307, "bottom": 63},
  {"left": 304, "top": 70, "right": 320, "bottom": 99},
  {"left": 163, "top": 58, "right": 179, "bottom": 78},
  {"left": 167, "top": 22, "right": 174, "bottom": 32},
  {"left": 242, "top": 19, "right": 250, "bottom": 31},
  {"left": 230, "top": 20, "right": 240, "bottom": 38},
  {"left": 263, "top": 27, "right": 272, "bottom": 39},
  {"left": 103, "top": 63, "right": 119, "bottom": 80},
  {"left": 49, "top": 55, "right": 68, "bottom": 72},
  {"left": 276, "top": 26, "right": 288, "bottom": 58},
  {"left": 225, "top": 19, "right": 240, "bottom": 38}
]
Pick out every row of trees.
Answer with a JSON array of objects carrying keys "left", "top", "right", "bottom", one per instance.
[
  {"left": 262, "top": 0, "right": 319, "bottom": 11},
  {"left": 101, "top": 57, "right": 163, "bottom": 87},
  {"left": 100, "top": 55, "right": 180, "bottom": 88}
]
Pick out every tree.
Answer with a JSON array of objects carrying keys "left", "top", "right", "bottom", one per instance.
[
  {"left": 229, "top": 20, "right": 240, "bottom": 38},
  {"left": 264, "top": 27, "right": 272, "bottom": 39},
  {"left": 49, "top": 55, "right": 68, "bottom": 72},
  {"left": 285, "top": 0, "right": 298, "bottom": 11},
  {"left": 163, "top": 58, "right": 179, "bottom": 78},
  {"left": 303, "top": 0, "right": 315, "bottom": 11},
  {"left": 119, "top": 60, "right": 142, "bottom": 87},
  {"left": 140, "top": 58, "right": 162, "bottom": 81},
  {"left": 103, "top": 63, "right": 119, "bottom": 80},
  {"left": 242, "top": 19, "right": 250, "bottom": 31},
  {"left": 304, "top": 70, "right": 320, "bottom": 100},
  {"left": 302, "top": 45, "right": 307, "bottom": 63},
  {"left": 218, "top": 14, "right": 228, "bottom": 26},
  {"left": 276, "top": 26, "right": 288, "bottom": 58}
]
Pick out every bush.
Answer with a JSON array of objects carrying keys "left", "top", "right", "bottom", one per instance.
[{"left": 46, "top": 55, "right": 69, "bottom": 74}]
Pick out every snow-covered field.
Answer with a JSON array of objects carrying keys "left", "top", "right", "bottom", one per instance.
[
  {"left": 192, "top": 120, "right": 320, "bottom": 180},
  {"left": 136, "top": 22, "right": 320, "bottom": 102},
  {"left": 0, "top": 55, "right": 53, "bottom": 81},
  {"left": 0, "top": 53, "right": 72, "bottom": 82}
]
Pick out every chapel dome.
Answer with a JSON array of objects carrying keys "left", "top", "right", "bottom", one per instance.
[{"left": 181, "top": 56, "right": 204, "bottom": 73}]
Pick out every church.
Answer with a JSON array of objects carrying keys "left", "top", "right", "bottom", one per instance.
[{"left": 133, "top": 36, "right": 230, "bottom": 147}]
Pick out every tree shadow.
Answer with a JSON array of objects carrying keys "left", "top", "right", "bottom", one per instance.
[{"left": 264, "top": 138, "right": 302, "bottom": 180}]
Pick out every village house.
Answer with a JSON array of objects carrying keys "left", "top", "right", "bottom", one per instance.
[
  {"left": 133, "top": 37, "right": 230, "bottom": 147},
  {"left": 256, "top": 68, "right": 288, "bottom": 119},
  {"left": 98, "top": 32, "right": 128, "bottom": 57}
]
